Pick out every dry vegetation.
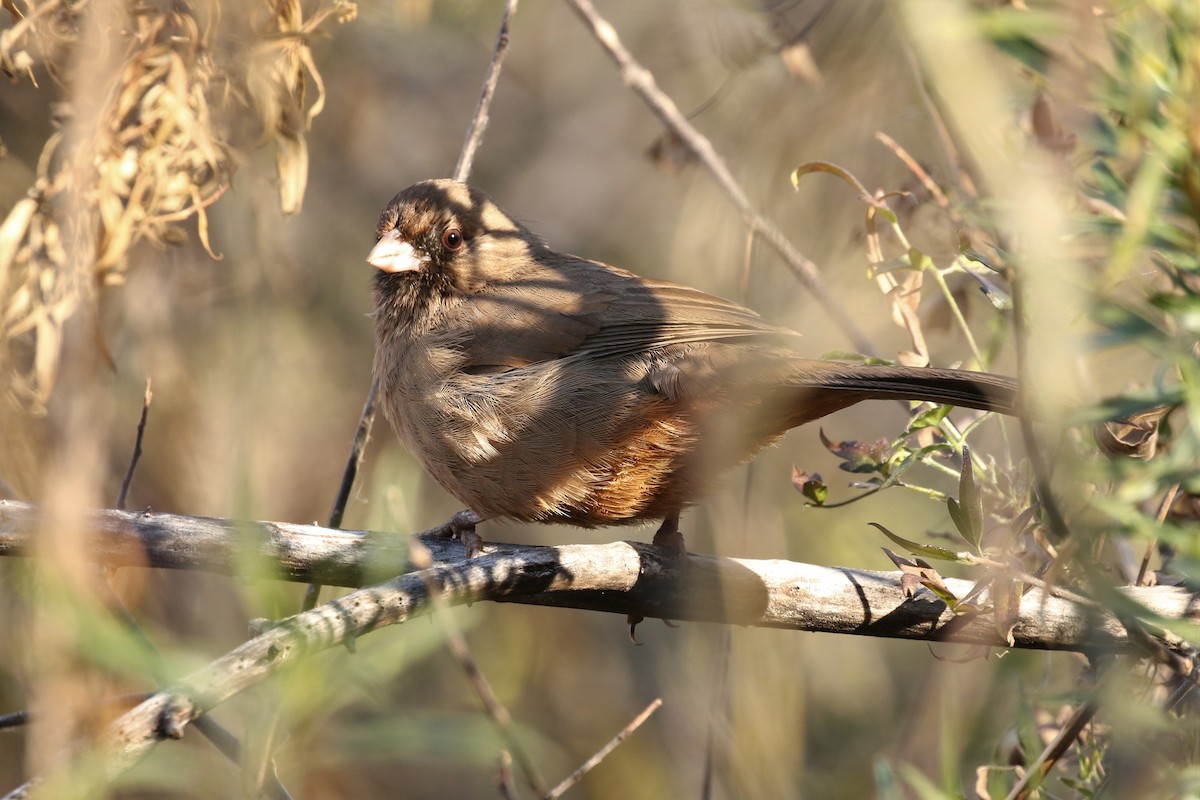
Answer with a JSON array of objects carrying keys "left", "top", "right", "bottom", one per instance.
[{"left": 1, "top": 1, "right": 1199, "bottom": 798}]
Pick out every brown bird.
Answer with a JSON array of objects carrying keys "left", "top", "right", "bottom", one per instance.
[{"left": 368, "top": 179, "right": 1017, "bottom": 556}]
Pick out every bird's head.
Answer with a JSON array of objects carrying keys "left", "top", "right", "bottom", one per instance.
[{"left": 368, "top": 179, "right": 531, "bottom": 297}]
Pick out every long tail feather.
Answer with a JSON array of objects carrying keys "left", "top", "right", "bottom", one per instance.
[{"left": 777, "top": 362, "right": 1019, "bottom": 429}]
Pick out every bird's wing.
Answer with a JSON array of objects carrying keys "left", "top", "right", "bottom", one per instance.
[
  {"left": 574, "top": 277, "right": 801, "bottom": 358},
  {"left": 458, "top": 253, "right": 800, "bottom": 371}
]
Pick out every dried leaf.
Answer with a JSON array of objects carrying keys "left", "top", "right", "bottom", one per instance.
[
  {"left": 877, "top": 268, "right": 930, "bottom": 367},
  {"left": 0, "top": 196, "right": 37, "bottom": 301},
  {"left": 1094, "top": 404, "right": 1169, "bottom": 459},
  {"left": 791, "top": 466, "right": 828, "bottom": 506},
  {"left": 2, "top": 0, "right": 352, "bottom": 404},
  {"left": 1031, "top": 91, "right": 1076, "bottom": 155},
  {"left": 791, "top": 160, "right": 873, "bottom": 202},
  {"left": 779, "top": 41, "right": 821, "bottom": 83},
  {"left": 992, "top": 576, "right": 1021, "bottom": 647},
  {"left": 647, "top": 130, "right": 697, "bottom": 174},
  {"left": 33, "top": 313, "right": 60, "bottom": 407},
  {"left": 819, "top": 429, "right": 891, "bottom": 474}
]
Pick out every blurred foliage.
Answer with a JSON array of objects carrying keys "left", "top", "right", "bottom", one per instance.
[
  {"left": 874, "top": 0, "right": 1200, "bottom": 797},
  {"left": 0, "top": 0, "right": 1198, "bottom": 798},
  {"left": 0, "top": 0, "right": 355, "bottom": 412}
]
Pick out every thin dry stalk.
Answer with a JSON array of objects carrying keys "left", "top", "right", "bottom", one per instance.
[
  {"left": 545, "top": 698, "right": 663, "bottom": 800},
  {"left": 115, "top": 379, "right": 152, "bottom": 511},
  {"left": 1005, "top": 697, "right": 1099, "bottom": 800},
  {"left": 563, "top": 0, "right": 872, "bottom": 354},
  {"left": 454, "top": 0, "right": 520, "bottom": 183},
  {"left": 410, "top": 541, "right": 549, "bottom": 797}
]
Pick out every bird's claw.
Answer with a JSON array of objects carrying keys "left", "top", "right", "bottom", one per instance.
[{"left": 439, "top": 510, "right": 484, "bottom": 558}]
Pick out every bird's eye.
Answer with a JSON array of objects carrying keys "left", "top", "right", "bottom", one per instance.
[{"left": 442, "top": 227, "right": 464, "bottom": 251}]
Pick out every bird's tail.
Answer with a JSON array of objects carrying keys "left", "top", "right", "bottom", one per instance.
[{"left": 772, "top": 361, "right": 1019, "bottom": 430}]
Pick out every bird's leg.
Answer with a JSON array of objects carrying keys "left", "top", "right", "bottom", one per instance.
[
  {"left": 436, "top": 509, "right": 484, "bottom": 558},
  {"left": 651, "top": 510, "right": 686, "bottom": 560},
  {"left": 627, "top": 511, "right": 686, "bottom": 641}
]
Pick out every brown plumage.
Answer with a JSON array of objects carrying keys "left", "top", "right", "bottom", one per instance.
[{"left": 368, "top": 179, "right": 1017, "bottom": 553}]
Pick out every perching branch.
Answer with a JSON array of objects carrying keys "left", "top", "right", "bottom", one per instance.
[{"left": 0, "top": 501, "right": 1194, "bottom": 652}]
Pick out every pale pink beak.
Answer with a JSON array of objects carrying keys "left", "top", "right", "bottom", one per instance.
[{"left": 367, "top": 229, "right": 426, "bottom": 273}]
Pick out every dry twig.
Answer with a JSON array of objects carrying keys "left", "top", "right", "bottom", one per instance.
[
  {"left": 115, "top": 379, "right": 152, "bottom": 511},
  {"left": 410, "top": 539, "right": 548, "bottom": 796},
  {"left": 545, "top": 698, "right": 663, "bottom": 800},
  {"left": 563, "top": 0, "right": 872, "bottom": 354}
]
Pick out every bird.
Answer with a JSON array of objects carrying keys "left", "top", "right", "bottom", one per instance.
[{"left": 367, "top": 179, "right": 1018, "bottom": 557}]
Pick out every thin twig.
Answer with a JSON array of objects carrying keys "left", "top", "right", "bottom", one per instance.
[
  {"left": 116, "top": 378, "right": 151, "bottom": 510},
  {"left": 301, "top": 0, "right": 518, "bottom": 612},
  {"left": 308, "top": 0, "right": 519, "bottom": 609},
  {"left": 1136, "top": 483, "right": 1179, "bottom": 586},
  {"left": 0, "top": 694, "right": 157, "bottom": 732},
  {"left": 301, "top": 374, "right": 379, "bottom": 612},
  {"left": 453, "top": 0, "right": 519, "bottom": 183},
  {"left": 963, "top": 555, "right": 1097, "bottom": 610},
  {"left": 888, "top": 7, "right": 982, "bottom": 202},
  {"left": 875, "top": 131, "right": 950, "bottom": 209},
  {"left": 1010, "top": 274, "right": 1071, "bottom": 543},
  {"left": 701, "top": 626, "right": 732, "bottom": 800},
  {"left": 497, "top": 751, "right": 518, "bottom": 800},
  {"left": 1005, "top": 696, "right": 1099, "bottom": 800},
  {"left": 409, "top": 540, "right": 549, "bottom": 797},
  {"left": 105, "top": 386, "right": 293, "bottom": 799},
  {"left": 544, "top": 698, "right": 663, "bottom": 800},
  {"left": 0, "top": 709, "right": 30, "bottom": 731},
  {"left": 563, "top": 0, "right": 873, "bottom": 355}
]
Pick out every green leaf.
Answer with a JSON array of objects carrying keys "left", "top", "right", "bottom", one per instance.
[
  {"left": 907, "top": 405, "right": 953, "bottom": 432},
  {"left": 907, "top": 246, "right": 930, "bottom": 271},
  {"left": 869, "top": 523, "right": 967, "bottom": 563},
  {"left": 1088, "top": 302, "right": 1167, "bottom": 350},
  {"left": 947, "top": 498, "right": 968, "bottom": 541},
  {"left": 817, "top": 351, "right": 895, "bottom": 366},
  {"left": 1150, "top": 292, "right": 1200, "bottom": 334},
  {"left": 950, "top": 447, "right": 984, "bottom": 551},
  {"left": 920, "top": 580, "right": 961, "bottom": 609}
]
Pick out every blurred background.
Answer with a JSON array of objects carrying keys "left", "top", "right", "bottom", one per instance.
[{"left": 3, "top": 0, "right": 1194, "bottom": 797}]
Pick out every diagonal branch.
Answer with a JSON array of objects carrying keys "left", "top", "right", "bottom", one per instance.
[
  {"left": 2, "top": 547, "right": 570, "bottom": 799},
  {"left": 563, "top": 0, "right": 874, "bottom": 354}
]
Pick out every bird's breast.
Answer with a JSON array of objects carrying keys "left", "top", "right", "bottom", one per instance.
[{"left": 377, "top": 352, "right": 711, "bottom": 526}]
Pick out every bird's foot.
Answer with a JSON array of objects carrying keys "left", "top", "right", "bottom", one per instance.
[
  {"left": 650, "top": 527, "right": 687, "bottom": 561},
  {"left": 627, "top": 513, "right": 686, "bottom": 641},
  {"left": 437, "top": 509, "right": 484, "bottom": 558}
]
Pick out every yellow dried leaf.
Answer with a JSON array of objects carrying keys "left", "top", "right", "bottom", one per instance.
[
  {"left": 33, "top": 313, "right": 60, "bottom": 405},
  {"left": 0, "top": 196, "right": 37, "bottom": 302}
]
